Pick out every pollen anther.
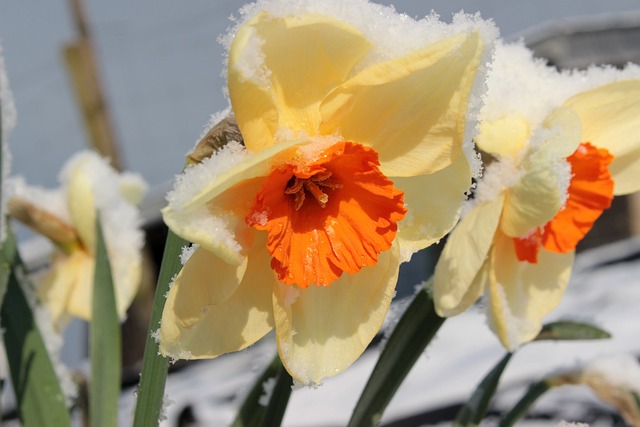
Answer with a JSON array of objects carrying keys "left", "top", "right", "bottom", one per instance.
[{"left": 285, "top": 171, "right": 343, "bottom": 210}]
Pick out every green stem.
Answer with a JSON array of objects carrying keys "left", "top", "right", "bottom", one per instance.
[
  {"left": 499, "top": 379, "right": 551, "bottom": 427},
  {"left": 132, "top": 230, "right": 188, "bottom": 427},
  {"left": 454, "top": 353, "right": 513, "bottom": 427},
  {"left": 231, "top": 355, "right": 293, "bottom": 427}
]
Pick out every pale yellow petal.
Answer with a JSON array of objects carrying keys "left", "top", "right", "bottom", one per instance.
[
  {"left": 171, "top": 246, "right": 248, "bottom": 328},
  {"left": 476, "top": 114, "right": 530, "bottom": 158},
  {"left": 394, "top": 152, "right": 471, "bottom": 262},
  {"left": 500, "top": 107, "right": 582, "bottom": 237},
  {"left": 62, "top": 251, "right": 96, "bottom": 321},
  {"left": 229, "top": 13, "right": 371, "bottom": 151},
  {"left": 66, "top": 161, "right": 96, "bottom": 253},
  {"left": 610, "top": 146, "right": 640, "bottom": 195},
  {"left": 272, "top": 243, "right": 400, "bottom": 384},
  {"left": 564, "top": 80, "right": 640, "bottom": 158},
  {"left": 110, "top": 247, "right": 143, "bottom": 320},
  {"left": 433, "top": 192, "right": 504, "bottom": 316},
  {"left": 487, "top": 230, "right": 574, "bottom": 350},
  {"left": 39, "top": 251, "right": 87, "bottom": 325},
  {"left": 320, "top": 31, "right": 485, "bottom": 177},
  {"left": 159, "top": 242, "right": 275, "bottom": 359},
  {"left": 162, "top": 139, "right": 300, "bottom": 265}
]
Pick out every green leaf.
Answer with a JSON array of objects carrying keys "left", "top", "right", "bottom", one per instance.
[
  {"left": 0, "top": 232, "right": 72, "bottom": 427},
  {"left": 454, "top": 353, "right": 513, "bottom": 427},
  {"left": 132, "top": 229, "right": 188, "bottom": 427},
  {"left": 232, "top": 355, "right": 293, "bottom": 427},
  {"left": 347, "top": 278, "right": 445, "bottom": 427},
  {"left": 90, "top": 218, "right": 121, "bottom": 427},
  {"left": 499, "top": 379, "right": 551, "bottom": 427},
  {"left": 534, "top": 321, "right": 611, "bottom": 341}
]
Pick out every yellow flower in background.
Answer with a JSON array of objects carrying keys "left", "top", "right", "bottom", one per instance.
[
  {"left": 8, "top": 151, "right": 147, "bottom": 328},
  {"left": 433, "top": 41, "right": 640, "bottom": 350},
  {"left": 159, "top": 0, "right": 495, "bottom": 384}
]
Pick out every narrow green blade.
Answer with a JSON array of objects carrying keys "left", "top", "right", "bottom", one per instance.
[
  {"left": 499, "top": 380, "right": 550, "bottom": 427},
  {"left": 534, "top": 321, "right": 611, "bottom": 341},
  {"left": 90, "top": 219, "right": 121, "bottom": 427},
  {"left": 0, "top": 232, "right": 71, "bottom": 427},
  {"left": 454, "top": 353, "right": 513, "bottom": 427},
  {"left": 132, "top": 230, "right": 188, "bottom": 427},
  {"left": 348, "top": 278, "right": 445, "bottom": 427},
  {"left": 232, "top": 354, "right": 294, "bottom": 427}
]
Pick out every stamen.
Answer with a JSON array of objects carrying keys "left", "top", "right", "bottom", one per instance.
[
  {"left": 284, "top": 170, "right": 342, "bottom": 210},
  {"left": 304, "top": 181, "right": 329, "bottom": 207}
]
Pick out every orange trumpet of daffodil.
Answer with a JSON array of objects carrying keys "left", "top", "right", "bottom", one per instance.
[
  {"left": 159, "top": 1, "right": 495, "bottom": 384},
  {"left": 434, "top": 41, "right": 640, "bottom": 350}
]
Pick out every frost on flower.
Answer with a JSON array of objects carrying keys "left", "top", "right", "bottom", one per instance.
[
  {"left": 433, "top": 40, "right": 640, "bottom": 350},
  {"left": 7, "top": 151, "right": 147, "bottom": 328},
  {"left": 159, "top": 0, "right": 497, "bottom": 384}
]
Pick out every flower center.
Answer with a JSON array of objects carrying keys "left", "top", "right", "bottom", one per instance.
[
  {"left": 246, "top": 141, "right": 406, "bottom": 288},
  {"left": 513, "top": 142, "right": 614, "bottom": 263},
  {"left": 284, "top": 171, "right": 343, "bottom": 210}
]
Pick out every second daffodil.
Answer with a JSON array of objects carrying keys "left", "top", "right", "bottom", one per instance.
[
  {"left": 159, "top": 0, "right": 496, "bottom": 384},
  {"left": 7, "top": 151, "right": 147, "bottom": 328},
  {"left": 434, "top": 41, "right": 640, "bottom": 350}
]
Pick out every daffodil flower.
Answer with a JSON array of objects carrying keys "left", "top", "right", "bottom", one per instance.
[
  {"left": 433, "top": 41, "right": 640, "bottom": 350},
  {"left": 159, "top": 1, "right": 495, "bottom": 384},
  {"left": 8, "top": 151, "right": 147, "bottom": 328}
]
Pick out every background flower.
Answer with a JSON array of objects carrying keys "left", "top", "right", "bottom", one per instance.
[
  {"left": 434, "top": 41, "right": 640, "bottom": 350},
  {"left": 8, "top": 150, "right": 147, "bottom": 328}
]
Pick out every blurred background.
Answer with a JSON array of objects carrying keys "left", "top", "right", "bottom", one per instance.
[{"left": 2, "top": 1, "right": 640, "bottom": 426}]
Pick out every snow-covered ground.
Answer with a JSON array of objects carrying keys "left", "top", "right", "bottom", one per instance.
[{"left": 116, "top": 237, "right": 640, "bottom": 426}]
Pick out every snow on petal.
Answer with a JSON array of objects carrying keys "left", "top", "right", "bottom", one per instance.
[
  {"left": 500, "top": 107, "right": 581, "bottom": 238},
  {"left": 487, "top": 231, "right": 574, "bottom": 350}
]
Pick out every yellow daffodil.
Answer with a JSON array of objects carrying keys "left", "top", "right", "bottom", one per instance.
[
  {"left": 8, "top": 151, "right": 147, "bottom": 328},
  {"left": 434, "top": 41, "right": 640, "bottom": 350},
  {"left": 159, "top": 1, "right": 495, "bottom": 384}
]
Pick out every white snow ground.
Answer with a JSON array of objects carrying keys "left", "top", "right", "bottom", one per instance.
[{"left": 117, "top": 237, "right": 640, "bottom": 427}]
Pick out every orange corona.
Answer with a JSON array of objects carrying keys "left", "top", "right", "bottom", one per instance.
[
  {"left": 247, "top": 141, "right": 406, "bottom": 287},
  {"left": 514, "top": 142, "right": 614, "bottom": 263}
]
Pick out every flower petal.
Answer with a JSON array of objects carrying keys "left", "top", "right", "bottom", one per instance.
[
  {"left": 61, "top": 251, "right": 96, "bottom": 322},
  {"left": 229, "top": 13, "right": 371, "bottom": 151},
  {"left": 272, "top": 243, "right": 400, "bottom": 384},
  {"left": 159, "top": 242, "right": 275, "bottom": 359},
  {"left": 319, "top": 31, "right": 485, "bottom": 177},
  {"left": 564, "top": 80, "right": 640, "bottom": 159},
  {"left": 66, "top": 159, "right": 97, "bottom": 253},
  {"left": 39, "top": 251, "right": 92, "bottom": 326},
  {"left": 394, "top": 151, "right": 471, "bottom": 262},
  {"left": 476, "top": 113, "right": 530, "bottom": 158},
  {"left": 487, "top": 230, "right": 574, "bottom": 350},
  {"left": 500, "top": 107, "right": 582, "bottom": 237},
  {"left": 162, "top": 139, "right": 301, "bottom": 265},
  {"left": 433, "top": 191, "right": 504, "bottom": 316},
  {"left": 610, "top": 146, "right": 640, "bottom": 195},
  {"left": 171, "top": 246, "right": 248, "bottom": 327}
]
